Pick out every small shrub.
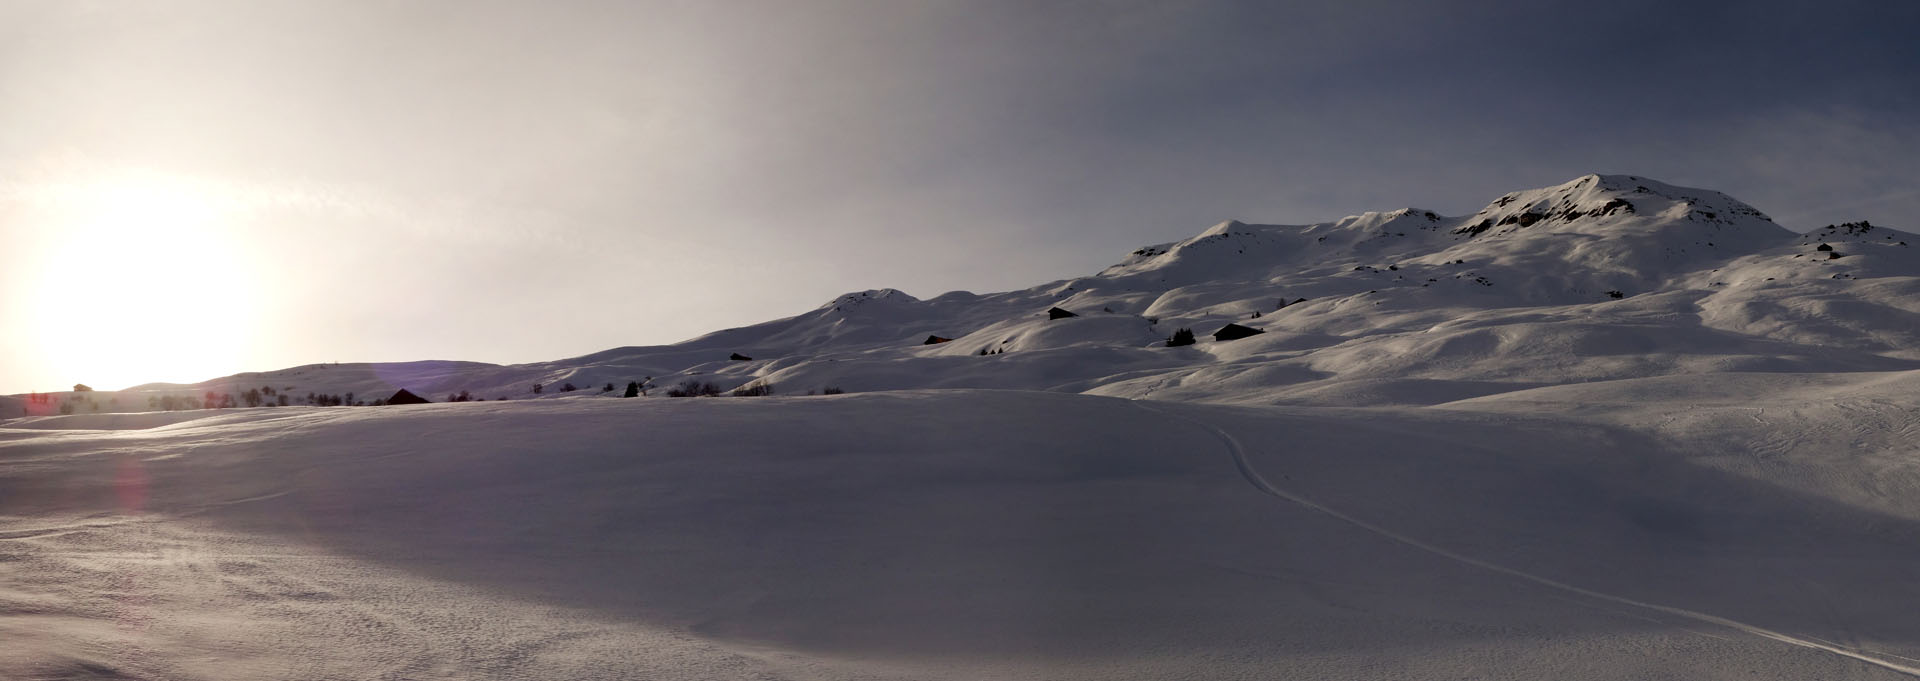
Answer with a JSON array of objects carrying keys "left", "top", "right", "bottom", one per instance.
[
  {"left": 1167, "top": 328, "right": 1196, "bottom": 347},
  {"left": 821, "top": 386, "right": 844, "bottom": 395},
  {"left": 561, "top": 383, "right": 578, "bottom": 392},
  {"left": 666, "top": 380, "right": 723, "bottom": 397},
  {"left": 732, "top": 382, "right": 774, "bottom": 397}
]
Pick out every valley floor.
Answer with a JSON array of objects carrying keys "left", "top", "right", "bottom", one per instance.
[{"left": 5, "top": 377, "right": 1920, "bottom": 680}]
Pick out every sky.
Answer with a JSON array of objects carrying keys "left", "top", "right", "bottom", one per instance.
[{"left": 2, "top": 0, "right": 1918, "bottom": 393}]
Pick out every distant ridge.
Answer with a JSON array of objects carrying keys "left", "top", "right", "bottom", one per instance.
[{"left": 9, "top": 175, "right": 1917, "bottom": 414}]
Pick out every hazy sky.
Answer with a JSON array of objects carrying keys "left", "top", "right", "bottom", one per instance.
[{"left": 3, "top": 1, "right": 1917, "bottom": 392}]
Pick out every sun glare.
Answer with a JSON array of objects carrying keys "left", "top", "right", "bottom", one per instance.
[{"left": 16, "top": 173, "right": 264, "bottom": 390}]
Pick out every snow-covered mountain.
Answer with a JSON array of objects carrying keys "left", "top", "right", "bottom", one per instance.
[
  {"left": 14, "top": 174, "right": 1913, "bottom": 413},
  {"left": 11, "top": 175, "right": 1920, "bottom": 680}
]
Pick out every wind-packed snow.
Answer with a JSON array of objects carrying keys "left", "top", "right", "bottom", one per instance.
[{"left": 7, "top": 175, "right": 1920, "bottom": 679}]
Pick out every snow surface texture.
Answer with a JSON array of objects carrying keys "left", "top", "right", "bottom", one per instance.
[{"left": 6, "top": 175, "right": 1920, "bottom": 679}]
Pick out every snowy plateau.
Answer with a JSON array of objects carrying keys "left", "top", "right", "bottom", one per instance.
[{"left": 7, "top": 174, "right": 1920, "bottom": 680}]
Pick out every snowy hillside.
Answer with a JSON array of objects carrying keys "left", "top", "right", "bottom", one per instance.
[
  {"left": 7, "top": 174, "right": 1920, "bottom": 679},
  {"left": 10, "top": 174, "right": 1912, "bottom": 413}
]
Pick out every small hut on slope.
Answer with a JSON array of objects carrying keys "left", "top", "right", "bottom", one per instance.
[
  {"left": 386, "top": 389, "right": 431, "bottom": 405},
  {"left": 1212, "top": 323, "right": 1265, "bottom": 342}
]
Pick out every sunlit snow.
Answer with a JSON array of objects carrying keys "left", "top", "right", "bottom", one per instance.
[{"left": 7, "top": 175, "right": 1920, "bottom": 679}]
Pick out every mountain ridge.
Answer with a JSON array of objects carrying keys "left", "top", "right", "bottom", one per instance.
[{"left": 7, "top": 174, "right": 1916, "bottom": 415}]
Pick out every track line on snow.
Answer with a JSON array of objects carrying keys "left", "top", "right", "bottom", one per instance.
[
  {"left": 0, "top": 518, "right": 142, "bottom": 541},
  {"left": 1131, "top": 400, "right": 1920, "bottom": 678},
  {"left": 175, "top": 490, "right": 296, "bottom": 518}
]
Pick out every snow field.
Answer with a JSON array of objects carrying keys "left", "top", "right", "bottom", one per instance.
[{"left": 5, "top": 388, "right": 1920, "bottom": 679}]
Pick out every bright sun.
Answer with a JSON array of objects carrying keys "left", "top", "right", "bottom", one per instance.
[{"left": 16, "top": 173, "right": 264, "bottom": 390}]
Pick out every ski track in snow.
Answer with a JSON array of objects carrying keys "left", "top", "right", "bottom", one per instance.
[
  {"left": 1131, "top": 399, "right": 1920, "bottom": 678},
  {"left": 0, "top": 517, "right": 143, "bottom": 541}
]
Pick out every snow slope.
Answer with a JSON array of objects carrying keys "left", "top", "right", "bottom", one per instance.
[{"left": 6, "top": 174, "right": 1920, "bottom": 679}]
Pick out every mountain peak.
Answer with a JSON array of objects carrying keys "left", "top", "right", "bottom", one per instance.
[
  {"left": 1456, "top": 174, "right": 1774, "bottom": 238},
  {"left": 819, "top": 288, "right": 920, "bottom": 312},
  {"left": 1195, "top": 219, "right": 1250, "bottom": 238}
]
